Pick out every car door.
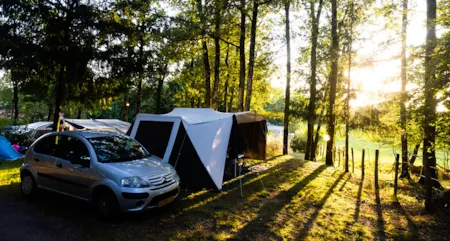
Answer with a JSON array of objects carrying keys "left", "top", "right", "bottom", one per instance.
[
  {"left": 31, "top": 135, "right": 58, "bottom": 189},
  {"left": 52, "top": 135, "right": 92, "bottom": 199}
]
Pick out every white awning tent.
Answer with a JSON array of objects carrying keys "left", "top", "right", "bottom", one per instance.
[{"left": 129, "top": 108, "right": 254, "bottom": 190}]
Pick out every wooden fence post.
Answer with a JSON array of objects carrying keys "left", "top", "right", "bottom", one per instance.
[
  {"left": 338, "top": 148, "right": 341, "bottom": 167},
  {"left": 394, "top": 153, "right": 399, "bottom": 198},
  {"left": 375, "top": 150, "right": 379, "bottom": 189},
  {"left": 333, "top": 148, "right": 336, "bottom": 166},
  {"left": 362, "top": 149, "right": 365, "bottom": 177},
  {"left": 351, "top": 148, "right": 354, "bottom": 173}
]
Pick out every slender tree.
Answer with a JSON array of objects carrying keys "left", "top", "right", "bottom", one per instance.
[
  {"left": 400, "top": 0, "right": 410, "bottom": 178},
  {"left": 305, "top": 0, "right": 324, "bottom": 160},
  {"left": 212, "top": 0, "right": 223, "bottom": 110},
  {"left": 238, "top": 0, "right": 246, "bottom": 111},
  {"left": 344, "top": 1, "right": 354, "bottom": 173},
  {"left": 283, "top": 0, "right": 291, "bottom": 155},
  {"left": 325, "top": 0, "right": 339, "bottom": 166},
  {"left": 224, "top": 43, "right": 230, "bottom": 112},
  {"left": 245, "top": 0, "right": 271, "bottom": 111},
  {"left": 423, "top": 0, "right": 438, "bottom": 210},
  {"left": 196, "top": 0, "right": 212, "bottom": 108}
]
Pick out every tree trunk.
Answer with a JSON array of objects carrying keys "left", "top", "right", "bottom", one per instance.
[
  {"left": 283, "top": 1, "right": 291, "bottom": 155},
  {"left": 224, "top": 44, "right": 230, "bottom": 112},
  {"left": 12, "top": 74, "right": 19, "bottom": 125},
  {"left": 47, "top": 105, "right": 52, "bottom": 121},
  {"left": 409, "top": 143, "right": 420, "bottom": 165},
  {"left": 212, "top": 5, "right": 221, "bottom": 110},
  {"left": 312, "top": 120, "right": 322, "bottom": 160},
  {"left": 305, "top": 0, "right": 323, "bottom": 160},
  {"left": 77, "top": 108, "right": 82, "bottom": 119},
  {"left": 229, "top": 47, "right": 239, "bottom": 112},
  {"left": 238, "top": 0, "right": 246, "bottom": 112},
  {"left": 245, "top": 0, "right": 259, "bottom": 111},
  {"left": 325, "top": 0, "right": 339, "bottom": 166},
  {"left": 136, "top": 77, "right": 143, "bottom": 114},
  {"left": 52, "top": 66, "right": 64, "bottom": 132},
  {"left": 189, "top": 60, "right": 195, "bottom": 108},
  {"left": 400, "top": 0, "right": 410, "bottom": 179},
  {"left": 345, "top": 2, "right": 354, "bottom": 173},
  {"left": 155, "top": 76, "right": 164, "bottom": 114},
  {"left": 197, "top": 0, "right": 211, "bottom": 108},
  {"left": 311, "top": 107, "right": 325, "bottom": 160},
  {"left": 122, "top": 94, "right": 129, "bottom": 121},
  {"left": 423, "top": 0, "right": 440, "bottom": 211},
  {"left": 202, "top": 43, "right": 211, "bottom": 108}
]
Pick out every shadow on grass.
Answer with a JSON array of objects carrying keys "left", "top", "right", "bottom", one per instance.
[
  {"left": 266, "top": 154, "right": 285, "bottom": 162},
  {"left": 354, "top": 175, "right": 365, "bottom": 222},
  {"left": 394, "top": 202, "right": 420, "bottom": 240},
  {"left": 231, "top": 164, "right": 328, "bottom": 240},
  {"left": 375, "top": 179, "right": 386, "bottom": 241},
  {"left": 174, "top": 156, "right": 302, "bottom": 212},
  {"left": 338, "top": 174, "right": 351, "bottom": 191},
  {"left": 295, "top": 172, "right": 346, "bottom": 240}
]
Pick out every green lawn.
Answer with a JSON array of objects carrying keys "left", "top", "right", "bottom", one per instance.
[
  {"left": 1, "top": 155, "right": 448, "bottom": 240},
  {"left": 0, "top": 159, "right": 22, "bottom": 186}
]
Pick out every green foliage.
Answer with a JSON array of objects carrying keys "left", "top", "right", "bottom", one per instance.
[{"left": 290, "top": 133, "right": 307, "bottom": 153}]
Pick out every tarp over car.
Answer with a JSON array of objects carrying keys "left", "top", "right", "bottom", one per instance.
[
  {"left": 64, "top": 119, "right": 131, "bottom": 134},
  {"left": 128, "top": 108, "right": 267, "bottom": 190}
]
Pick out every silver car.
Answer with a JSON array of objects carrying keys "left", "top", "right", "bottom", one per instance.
[{"left": 20, "top": 131, "right": 180, "bottom": 218}]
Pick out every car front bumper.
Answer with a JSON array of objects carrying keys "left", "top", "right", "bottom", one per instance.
[{"left": 115, "top": 181, "right": 180, "bottom": 212}]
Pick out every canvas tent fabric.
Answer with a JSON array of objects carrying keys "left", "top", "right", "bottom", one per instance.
[
  {"left": 0, "top": 136, "right": 23, "bottom": 160},
  {"left": 129, "top": 108, "right": 250, "bottom": 190},
  {"left": 235, "top": 111, "right": 267, "bottom": 160}
]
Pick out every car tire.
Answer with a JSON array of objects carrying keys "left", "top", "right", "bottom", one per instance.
[
  {"left": 20, "top": 171, "right": 37, "bottom": 199},
  {"left": 95, "top": 189, "right": 120, "bottom": 220}
]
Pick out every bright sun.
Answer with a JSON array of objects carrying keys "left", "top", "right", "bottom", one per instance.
[{"left": 349, "top": 60, "right": 401, "bottom": 108}]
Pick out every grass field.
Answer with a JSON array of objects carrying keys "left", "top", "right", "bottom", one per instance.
[
  {"left": 0, "top": 159, "right": 21, "bottom": 186},
  {"left": 0, "top": 155, "right": 449, "bottom": 240}
]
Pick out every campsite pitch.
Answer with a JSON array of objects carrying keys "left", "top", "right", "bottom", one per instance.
[{"left": 0, "top": 156, "right": 449, "bottom": 241}]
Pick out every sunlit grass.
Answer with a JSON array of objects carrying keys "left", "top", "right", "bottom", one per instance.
[
  {"left": 0, "top": 159, "right": 22, "bottom": 186},
  {"left": 0, "top": 155, "right": 448, "bottom": 240}
]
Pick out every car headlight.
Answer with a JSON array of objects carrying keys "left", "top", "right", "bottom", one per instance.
[
  {"left": 120, "top": 176, "right": 150, "bottom": 188},
  {"left": 172, "top": 169, "right": 180, "bottom": 181}
]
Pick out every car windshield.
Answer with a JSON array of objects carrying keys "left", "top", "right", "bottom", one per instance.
[{"left": 88, "top": 135, "right": 150, "bottom": 163}]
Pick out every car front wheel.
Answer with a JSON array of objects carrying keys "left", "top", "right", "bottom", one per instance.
[
  {"left": 95, "top": 189, "right": 119, "bottom": 220},
  {"left": 21, "top": 171, "right": 36, "bottom": 198}
]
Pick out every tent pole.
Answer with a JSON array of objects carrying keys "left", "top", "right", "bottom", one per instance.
[
  {"left": 174, "top": 130, "right": 188, "bottom": 168},
  {"left": 239, "top": 159, "right": 243, "bottom": 198}
]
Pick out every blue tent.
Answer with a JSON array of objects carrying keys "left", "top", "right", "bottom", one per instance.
[{"left": 0, "top": 136, "right": 23, "bottom": 160}]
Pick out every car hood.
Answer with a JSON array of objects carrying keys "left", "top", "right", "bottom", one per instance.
[{"left": 104, "top": 156, "right": 173, "bottom": 179}]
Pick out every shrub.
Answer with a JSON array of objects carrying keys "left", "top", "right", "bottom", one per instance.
[
  {"left": 290, "top": 133, "right": 307, "bottom": 153},
  {"left": 267, "top": 135, "right": 283, "bottom": 156}
]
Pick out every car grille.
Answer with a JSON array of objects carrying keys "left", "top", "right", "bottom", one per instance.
[{"left": 148, "top": 172, "right": 176, "bottom": 190}]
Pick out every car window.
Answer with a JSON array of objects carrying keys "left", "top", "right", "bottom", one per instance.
[
  {"left": 53, "top": 136, "right": 90, "bottom": 163},
  {"left": 88, "top": 135, "right": 150, "bottom": 163},
  {"left": 65, "top": 136, "right": 90, "bottom": 163},
  {"left": 33, "top": 135, "right": 57, "bottom": 156}
]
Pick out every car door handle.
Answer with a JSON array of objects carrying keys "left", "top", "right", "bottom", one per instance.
[
  {"left": 56, "top": 163, "right": 63, "bottom": 168},
  {"left": 34, "top": 158, "right": 40, "bottom": 162}
]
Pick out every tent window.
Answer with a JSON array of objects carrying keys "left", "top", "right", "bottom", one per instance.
[{"left": 134, "top": 121, "right": 174, "bottom": 159}]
